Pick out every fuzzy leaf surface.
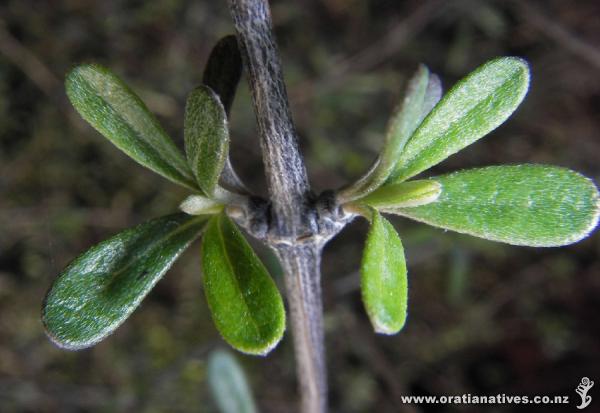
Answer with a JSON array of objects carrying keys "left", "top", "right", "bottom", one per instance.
[
  {"left": 184, "top": 85, "right": 229, "bottom": 196},
  {"left": 208, "top": 349, "right": 258, "bottom": 413},
  {"left": 361, "top": 210, "right": 408, "bottom": 334},
  {"left": 66, "top": 64, "right": 196, "bottom": 189},
  {"left": 389, "top": 57, "right": 530, "bottom": 183},
  {"left": 386, "top": 165, "right": 600, "bottom": 246},
  {"left": 42, "top": 213, "right": 207, "bottom": 350},
  {"left": 201, "top": 213, "right": 285, "bottom": 355}
]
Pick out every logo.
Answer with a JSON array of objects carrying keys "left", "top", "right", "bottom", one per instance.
[{"left": 575, "top": 377, "right": 594, "bottom": 410}]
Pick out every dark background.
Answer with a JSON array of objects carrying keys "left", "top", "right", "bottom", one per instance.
[{"left": 1, "top": 0, "right": 599, "bottom": 412}]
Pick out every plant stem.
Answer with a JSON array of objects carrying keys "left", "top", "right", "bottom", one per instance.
[
  {"left": 226, "top": 1, "right": 331, "bottom": 412},
  {"left": 227, "top": 0, "right": 309, "bottom": 236},
  {"left": 278, "top": 244, "right": 327, "bottom": 413}
]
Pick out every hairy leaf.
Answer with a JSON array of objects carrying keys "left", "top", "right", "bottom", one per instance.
[
  {"left": 389, "top": 57, "right": 530, "bottom": 183},
  {"left": 202, "top": 213, "right": 285, "bottom": 355},
  {"left": 385, "top": 165, "right": 600, "bottom": 246},
  {"left": 42, "top": 214, "right": 207, "bottom": 350},
  {"left": 208, "top": 349, "right": 258, "bottom": 413},
  {"left": 184, "top": 85, "right": 229, "bottom": 196},
  {"left": 358, "top": 179, "right": 442, "bottom": 209},
  {"left": 66, "top": 64, "right": 196, "bottom": 189},
  {"left": 361, "top": 210, "right": 408, "bottom": 334}
]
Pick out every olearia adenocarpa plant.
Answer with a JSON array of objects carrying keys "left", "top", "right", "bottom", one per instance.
[{"left": 42, "top": 17, "right": 599, "bottom": 411}]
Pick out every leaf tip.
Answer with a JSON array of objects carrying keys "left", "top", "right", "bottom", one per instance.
[
  {"left": 556, "top": 175, "right": 600, "bottom": 246},
  {"left": 501, "top": 56, "right": 531, "bottom": 98},
  {"left": 239, "top": 330, "right": 285, "bottom": 357},
  {"left": 372, "top": 319, "right": 406, "bottom": 335},
  {"left": 41, "top": 309, "right": 95, "bottom": 351}
]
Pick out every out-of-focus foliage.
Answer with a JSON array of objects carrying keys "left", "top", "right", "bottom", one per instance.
[
  {"left": 208, "top": 349, "right": 258, "bottom": 413},
  {"left": 1, "top": 0, "right": 599, "bottom": 412}
]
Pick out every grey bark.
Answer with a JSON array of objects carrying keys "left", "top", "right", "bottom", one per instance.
[{"left": 227, "top": 0, "right": 309, "bottom": 236}]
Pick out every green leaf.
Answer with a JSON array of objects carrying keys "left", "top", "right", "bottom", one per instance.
[
  {"left": 201, "top": 213, "right": 285, "bottom": 355},
  {"left": 208, "top": 349, "right": 258, "bottom": 413},
  {"left": 389, "top": 57, "right": 530, "bottom": 183},
  {"left": 361, "top": 210, "right": 408, "bottom": 334},
  {"left": 66, "top": 64, "right": 196, "bottom": 189},
  {"left": 358, "top": 179, "right": 442, "bottom": 209},
  {"left": 42, "top": 213, "right": 207, "bottom": 350},
  {"left": 184, "top": 85, "right": 229, "bottom": 196},
  {"left": 385, "top": 165, "right": 600, "bottom": 247}
]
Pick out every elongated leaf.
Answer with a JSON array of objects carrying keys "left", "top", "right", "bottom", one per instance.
[
  {"left": 201, "top": 213, "right": 285, "bottom": 355},
  {"left": 42, "top": 213, "right": 207, "bottom": 350},
  {"left": 385, "top": 165, "right": 600, "bottom": 247},
  {"left": 389, "top": 57, "right": 530, "bottom": 183},
  {"left": 208, "top": 349, "right": 258, "bottom": 413},
  {"left": 361, "top": 210, "right": 408, "bottom": 334},
  {"left": 184, "top": 86, "right": 230, "bottom": 196},
  {"left": 66, "top": 64, "right": 196, "bottom": 189},
  {"left": 358, "top": 179, "right": 442, "bottom": 209}
]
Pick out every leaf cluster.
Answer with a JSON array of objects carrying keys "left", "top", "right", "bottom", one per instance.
[
  {"left": 44, "top": 39, "right": 287, "bottom": 355},
  {"left": 43, "top": 41, "right": 599, "bottom": 355},
  {"left": 340, "top": 57, "right": 599, "bottom": 334}
]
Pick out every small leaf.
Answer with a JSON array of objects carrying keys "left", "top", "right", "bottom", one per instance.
[
  {"left": 202, "top": 213, "right": 285, "bottom": 355},
  {"left": 389, "top": 57, "right": 530, "bottom": 183},
  {"left": 66, "top": 64, "right": 196, "bottom": 189},
  {"left": 42, "top": 213, "right": 208, "bottom": 350},
  {"left": 179, "top": 194, "right": 224, "bottom": 215},
  {"left": 184, "top": 85, "right": 229, "bottom": 196},
  {"left": 385, "top": 165, "right": 600, "bottom": 247},
  {"left": 208, "top": 349, "right": 258, "bottom": 413},
  {"left": 357, "top": 179, "right": 442, "bottom": 209},
  {"left": 361, "top": 209, "right": 408, "bottom": 334}
]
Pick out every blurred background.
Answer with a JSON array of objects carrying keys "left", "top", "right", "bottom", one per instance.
[{"left": 1, "top": 0, "right": 599, "bottom": 412}]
